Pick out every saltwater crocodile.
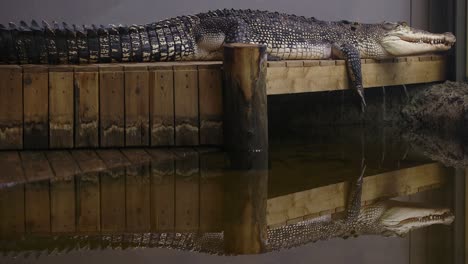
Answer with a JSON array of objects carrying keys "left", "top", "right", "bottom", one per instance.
[
  {"left": 0, "top": 168, "right": 454, "bottom": 256},
  {"left": 0, "top": 9, "right": 456, "bottom": 107}
]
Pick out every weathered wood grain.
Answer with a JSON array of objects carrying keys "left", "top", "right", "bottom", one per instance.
[
  {"left": 198, "top": 65, "right": 223, "bottom": 145},
  {"left": 74, "top": 66, "right": 99, "bottom": 147},
  {"left": 124, "top": 65, "right": 150, "bottom": 146},
  {"left": 0, "top": 66, "right": 23, "bottom": 149},
  {"left": 99, "top": 65, "right": 125, "bottom": 147},
  {"left": 49, "top": 66, "right": 74, "bottom": 148},
  {"left": 23, "top": 66, "right": 49, "bottom": 149},
  {"left": 223, "top": 44, "right": 268, "bottom": 154},
  {"left": 174, "top": 65, "right": 199, "bottom": 146},
  {"left": 266, "top": 55, "right": 447, "bottom": 94},
  {"left": 149, "top": 65, "right": 175, "bottom": 146}
]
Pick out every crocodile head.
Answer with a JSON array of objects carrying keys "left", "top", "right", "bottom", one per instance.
[
  {"left": 377, "top": 200, "right": 454, "bottom": 237},
  {"left": 379, "top": 22, "right": 456, "bottom": 56}
]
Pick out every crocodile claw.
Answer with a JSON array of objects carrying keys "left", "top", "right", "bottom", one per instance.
[{"left": 357, "top": 86, "right": 366, "bottom": 112}]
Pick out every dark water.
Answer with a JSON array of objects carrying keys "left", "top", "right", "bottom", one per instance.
[{"left": 0, "top": 125, "right": 463, "bottom": 264}]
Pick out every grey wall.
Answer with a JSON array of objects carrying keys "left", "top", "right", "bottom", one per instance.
[{"left": 0, "top": 0, "right": 419, "bottom": 26}]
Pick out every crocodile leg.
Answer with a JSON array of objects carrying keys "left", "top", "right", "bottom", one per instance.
[
  {"left": 333, "top": 43, "right": 366, "bottom": 111},
  {"left": 345, "top": 164, "right": 366, "bottom": 221}
]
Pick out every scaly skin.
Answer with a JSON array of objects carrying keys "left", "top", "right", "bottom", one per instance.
[{"left": 0, "top": 9, "right": 456, "bottom": 108}]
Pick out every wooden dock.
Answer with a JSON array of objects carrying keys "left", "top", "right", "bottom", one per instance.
[{"left": 0, "top": 55, "right": 447, "bottom": 150}]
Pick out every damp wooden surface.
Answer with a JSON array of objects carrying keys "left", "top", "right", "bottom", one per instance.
[{"left": 0, "top": 55, "right": 446, "bottom": 150}]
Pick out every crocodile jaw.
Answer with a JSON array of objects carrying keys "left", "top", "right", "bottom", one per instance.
[
  {"left": 379, "top": 202, "right": 454, "bottom": 236},
  {"left": 380, "top": 31, "right": 456, "bottom": 56}
]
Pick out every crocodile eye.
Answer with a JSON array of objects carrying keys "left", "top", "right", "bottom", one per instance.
[
  {"left": 398, "top": 21, "right": 408, "bottom": 27},
  {"left": 382, "top": 22, "right": 397, "bottom": 30}
]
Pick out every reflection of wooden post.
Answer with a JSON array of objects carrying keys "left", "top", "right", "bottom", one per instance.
[
  {"left": 223, "top": 43, "right": 268, "bottom": 154},
  {"left": 223, "top": 160, "right": 268, "bottom": 255}
]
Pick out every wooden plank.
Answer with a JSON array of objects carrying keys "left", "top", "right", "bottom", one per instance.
[
  {"left": 46, "top": 151, "right": 79, "bottom": 233},
  {"left": 266, "top": 57, "right": 447, "bottom": 94},
  {"left": 74, "top": 66, "right": 99, "bottom": 147},
  {"left": 123, "top": 149, "right": 151, "bottom": 232},
  {"left": 149, "top": 66, "right": 175, "bottom": 146},
  {"left": 0, "top": 152, "right": 25, "bottom": 185},
  {"left": 198, "top": 65, "right": 223, "bottom": 145},
  {"left": 46, "top": 151, "right": 81, "bottom": 179},
  {"left": 146, "top": 148, "right": 176, "bottom": 232},
  {"left": 25, "top": 181, "right": 50, "bottom": 234},
  {"left": 97, "top": 150, "right": 129, "bottom": 231},
  {"left": 50, "top": 176, "right": 76, "bottom": 233},
  {"left": 49, "top": 66, "right": 74, "bottom": 148},
  {"left": 124, "top": 65, "right": 149, "bottom": 146},
  {"left": 0, "top": 183, "right": 25, "bottom": 236},
  {"left": 96, "top": 149, "right": 131, "bottom": 170},
  {"left": 0, "top": 66, "right": 22, "bottom": 149},
  {"left": 21, "top": 151, "right": 53, "bottom": 233},
  {"left": 174, "top": 65, "right": 199, "bottom": 146},
  {"left": 71, "top": 150, "right": 102, "bottom": 232},
  {"left": 174, "top": 148, "right": 199, "bottom": 232},
  {"left": 199, "top": 149, "right": 224, "bottom": 232},
  {"left": 99, "top": 65, "right": 125, "bottom": 147},
  {"left": 76, "top": 173, "right": 100, "bottom": 233},
  {"left": 23, "top": 66, "right": 49, "bottom": 149},
  {"left": 71, "top": 150, "right": 106, "bottom": 174},
  {"left": 20, "top": 151, "right": 54, "bottom": 182},
  {"left": 266, "top": 163, "right": 449, "bottom": 226},
  {"left": 100, "top": 168, "right": 126, "bottom": 233}
]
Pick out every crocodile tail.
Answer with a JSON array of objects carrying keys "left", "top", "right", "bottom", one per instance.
[
  {"left": 0, "top": 18, "right": 195, "bottom": 64},
  {"left": 0, "top": 21, "right": 158, "bottom": 64}
]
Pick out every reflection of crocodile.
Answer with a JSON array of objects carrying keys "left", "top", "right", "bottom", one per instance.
[
  {"left": 1, "top": 9, "right": 456, "bottom": 107},
  {"left": 0, "top": 170, "right": 454, "bottom": 256}
]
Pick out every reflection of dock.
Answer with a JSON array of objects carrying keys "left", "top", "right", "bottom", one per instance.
[
  {"left": 268, "top": 163, "right": 449, "bottom": 227},
  {"left": 0, "top": 148, "right": 450, "bottom": 235}
]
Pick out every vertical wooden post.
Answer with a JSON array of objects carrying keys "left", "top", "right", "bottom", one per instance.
[
  {"left": 222, "top": 165, "right": 268, "bottom": 254},
  {"left": 223, "top": 43, "right": 268, "bottom": 154},
  {"left": 222, "top": 44, "right": 269, "bottom": 254}
]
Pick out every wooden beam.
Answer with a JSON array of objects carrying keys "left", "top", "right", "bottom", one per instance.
[{"left": 267, "top": 56, "right": 447, "bottom": 94}]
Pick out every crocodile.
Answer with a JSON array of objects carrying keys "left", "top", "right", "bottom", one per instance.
[
  {"left": 0, "top": 168, "right": 454, "bottom": 256},
  {"left": 0, "top": 9, "right": 456, "bottom": 108}
]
